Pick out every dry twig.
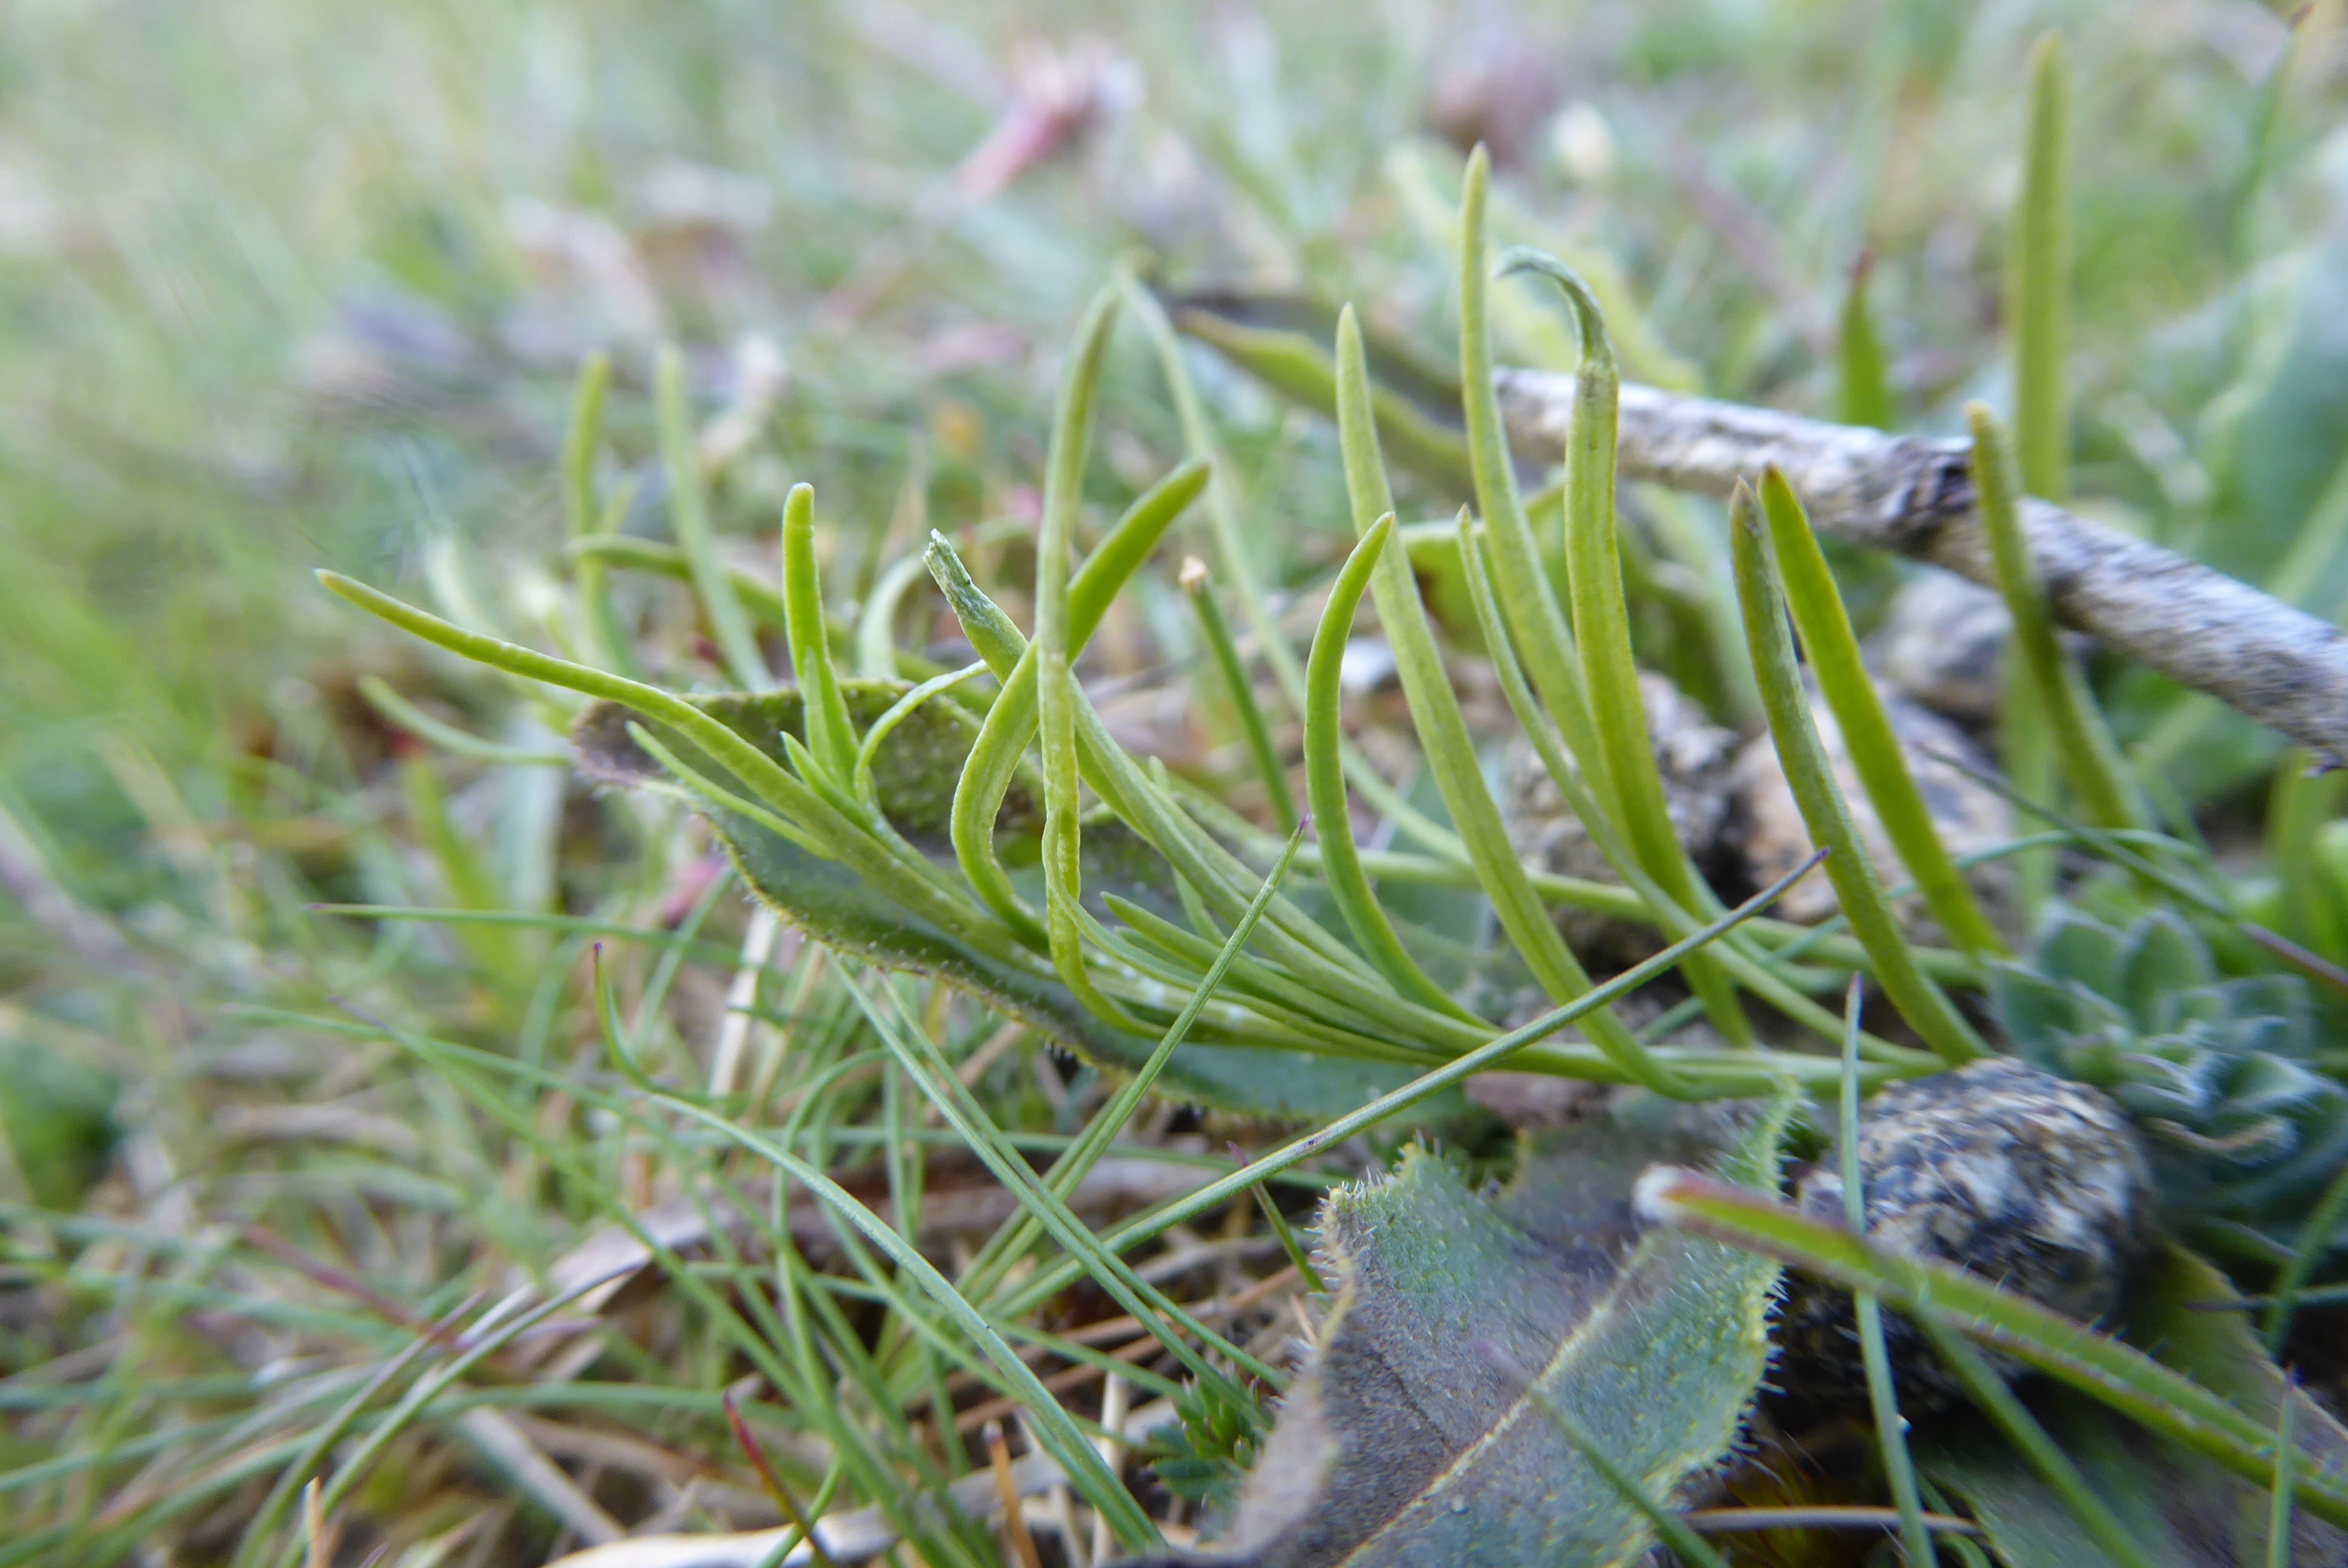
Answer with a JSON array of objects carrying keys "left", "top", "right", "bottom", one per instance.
[{"left": 1496, "top": 368, "right": 2348, "bottom": 765}]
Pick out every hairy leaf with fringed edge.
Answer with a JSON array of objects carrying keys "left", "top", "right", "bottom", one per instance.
[
  {"left": 1124, "top": 1089, "right": 1794, "bottom": 1568},
  {"left": 573, "top": 680, "right": 1421, "bottom": 1120}
]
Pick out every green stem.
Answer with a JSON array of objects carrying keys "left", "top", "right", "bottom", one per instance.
[
  {"left": 1184, "top": 560, "right": 1298, "bottom": 832},
  {"left": 1839, "top": 979, "right": 1936, "bottom": 1568}
]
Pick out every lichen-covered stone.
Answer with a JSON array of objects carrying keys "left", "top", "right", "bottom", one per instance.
[
  {"left": 1500, "top": 672, "right": 1736, "bottom": 965},
  {"left": 1776, "top": 1057, "right": 2157, "bottom": 1414},
  {"left": 1728, "top": 679, "right": 2010, "bottom": 938}
]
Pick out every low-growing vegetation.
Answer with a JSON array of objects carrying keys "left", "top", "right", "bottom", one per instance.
[{"left": 5, "top": 4, "right": 2346, "bottom": 1566}]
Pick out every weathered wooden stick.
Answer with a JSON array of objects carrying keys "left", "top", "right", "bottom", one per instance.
[{"left": 1497, "top": 367, "right": 2348, "bottom": 766}]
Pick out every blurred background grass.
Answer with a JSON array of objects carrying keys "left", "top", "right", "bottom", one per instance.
[
  {"left": 6, "top": 0, "right": 2343, "bottom": 849},
  {"left": 1, "top": 1, "right": 2343, "bottom": 1561}
]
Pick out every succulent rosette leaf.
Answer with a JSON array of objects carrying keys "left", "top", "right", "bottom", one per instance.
[{"left": 1994, "top": 907, "right": 2348, "bottom": 1265}]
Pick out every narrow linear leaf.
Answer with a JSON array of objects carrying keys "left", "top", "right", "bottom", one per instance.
[
  {"left": 1336, "top": 303, "right": 1675, "bottom": 1092},
  {"left": 1301, "top": 515, "right": 1469, "bottom": 1019},
  {"left": 1918, "top": 1245, "right": 2348, "bottom": 1568},
  {"left": 931, "top": 530, "right": 1399, "bottom": 1004},
  {"left": 1838, "top": 979, "right": 1937, "bottom": 1568},
  {"left": 1758, "top": 468, "right": 2003, "bottom": 955},
  {"left": 947, "top": 387, "right": 1206, "bottom": 946},
  {"left": 572, "top": 681, "right": 1392, "bottom": 1120},
  {"left": 1455, "top": 512, "right": 1926, "bottom": 1059},
  {"left": 2014, "top": 30, "right": 2071, "bottom": 505},
  {"left": 1184, "top": 559, "right": 1298, "bottom": 833},
  {"left": 1968, "top": 404, "right": 2141, "bottom": 833},
  {"left": 1919, "top": 1323, "right": 2168, "bottom": 1568},
  {"left": 656, "top": 343, "right": 769, "bottom": 690},
  {"left": 560, "top": 350, "right": 632, "bottom": 673},
  {"left": 782, "top": 482, "right": 859, "bottom": 783},
  {"left": 1838, "top": 252, "right": 1895, "bottom": 432},
  {"left": 659, "top": 1099, "right": 1163, "bottom": 1553},
  {"left": 1729, "top": 477, "right": 1985, "bottom": 1066},
  {"left": 1452, "top": 152, "right": 1608, "bottom": 817},
  {"left": 1502, "top": 245, "right": 1751, "bottom": 1041},
  {"left": 1637, "top": 1175, "right": 2348, "bottom": 1529}
]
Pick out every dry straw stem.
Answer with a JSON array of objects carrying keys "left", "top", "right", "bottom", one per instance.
[{"left": 1495, "top": 370, "right": 2348, "bottom": 767}]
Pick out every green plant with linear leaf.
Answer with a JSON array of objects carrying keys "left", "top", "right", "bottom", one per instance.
[
  {"left": 1996, "top": 907, "right": 2348, "bottom": 1269},
  {"left": 314, "top": 144, "right": 1987, "bottom": 1566},
  {"left": 323, "top": 248, "right": 1954, "bottom": 1120},
  {"left": 308, "top": 93, "right": 2348, "bottom": 1564},
  {"left": 20, "top": 6, "right": 2348, "bottom": 1566}
]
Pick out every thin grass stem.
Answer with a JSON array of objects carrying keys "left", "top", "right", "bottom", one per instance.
[
  {"left": 1838, "top": 978, "right": 1935, "bottom": 1568},
  {"left": 1917, "top": 1320, "right": 2162, "bottom": 1568},
  {"left": 1967, "top": 404, "right": 2139, "bottom": 832},
  {"left": 656, "top": 343, "right": 769, "bottom": 689},
  {"left": 1183, "top": 557, "right": 1297, "bottom": 832}
]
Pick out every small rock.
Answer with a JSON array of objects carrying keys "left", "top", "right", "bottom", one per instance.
[
  {"left": 1465, "top": 1072, "right": 1611, "bottom": 1130},
  {"left": 1501, "top": 673, "right": 1737, "bottom": 964},
  {"left": 1776, "top": 1057, "right": 2156, "bottom": 1414},
  {"left": 1873, "top": 571, "right": 2010, "bottom": 722},
  {"left": 1728, "top": 680, "right": 2010, "bottom": 937}
]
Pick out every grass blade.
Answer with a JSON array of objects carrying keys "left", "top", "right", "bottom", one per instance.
[
  {"left": 1838, "top": 978, "right": 1937, "bottom": 1568},
  {"left": 1917, "top": 1320, "right": 2162, "bottom": 1568},
  {"left": 1838, "top": 252, "right": 1895, "bottom": 431},
  {"left": 560, "top": 350, "right": 633, "bottom": 674},
  {"left": 842, "top": 969, "right": 1276, "bottom": 1395},
  {"left": 2262, "top": 1161, "right": 2348, "bottom": 1353},
  {"left": 356, "top": 675, "right": 570, "bottom": 768},
  {"left": 1482, "top": 1344, "right": 1732, "bottom": 1568},
  {"left": 1758, "top": 468, "right": 2003, "bottom": 955},
  {"left": 1730, "top": 477, "right": 1984, "bottom": 1066},
  {"left": 659, "top": 1099, "right": 1163, "bottom": 1553},
  {"left": 656, "top": 343, "right": 770, "bottom": 690},
  {"left": 1635, "top": 1170, "right": 2348, "bottom": 1528},
  {"left": 1967, "top": 404, "right": 2140, "bottom": 832},
  {"left": 963, "top": 825, "right": 1317, "bottom": 1310},
  {"left": 990, "top": 848, "right": 1846, "bottom": 1331},
  {"left": 2014, "top": 31, "right": 2070, "bottom": 505},
  {"left": 1183, "top": 557, "right": 1297, "bottom": 833}
]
